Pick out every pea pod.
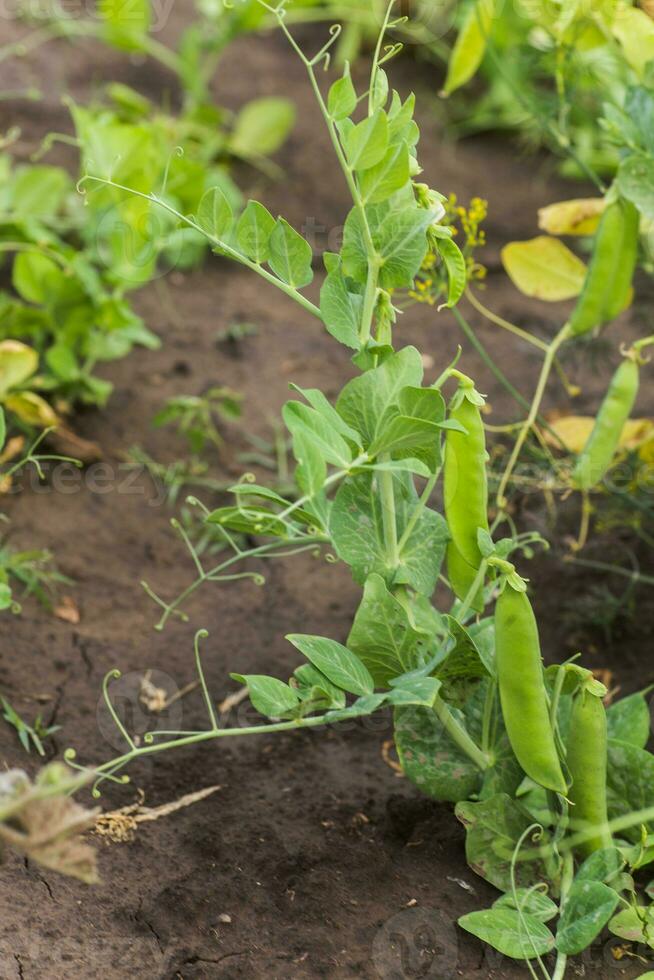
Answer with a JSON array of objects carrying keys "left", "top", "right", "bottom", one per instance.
[
  {"left": 567, "top": 688, "right": 611, "bottom": 857},
  {"left": 604, "top": 199, "right": 639, "bottom": 321},
  {"left": 495, "top": 585, "right": 567, "bottom": 795},
  {"left": 568, "top": 199, "right": 637, "bottom": 336},
  {"left": 444, "top": 385, "right": 489, "bottom": 611},
  {"left": 571, "top": 355, "right": 639, "bottom": 490},
  {"left": 447, "top": 540, "right": 484, "bottom": 614}
]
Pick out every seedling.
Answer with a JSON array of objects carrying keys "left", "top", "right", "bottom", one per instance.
[
  {"left": 1, "top": 695, "right": 61, "bottom": 756},
  {"left": 153, "top": 387, "right": 242, "bottom": 456}
]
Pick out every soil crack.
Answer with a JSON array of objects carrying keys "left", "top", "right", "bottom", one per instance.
[{"left": 14, "top": 954, "right": 25, "bottom": 980}]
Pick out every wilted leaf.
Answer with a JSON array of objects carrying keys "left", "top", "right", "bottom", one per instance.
[
  {"left": 538, "top": 198, "right": 606, "bottom": 236},
  {"left": 0, "top": 764, "right": 98, "bottom": 884},
  {"left": 0, "top": 340, "right": 38, "bottom": 397},
  {"left": 543, "top": 415, "right": 654, "bottom": 453}
]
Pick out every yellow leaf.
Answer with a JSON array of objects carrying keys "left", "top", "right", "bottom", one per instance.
[
  {"left": 501, "top": 237, "right": 587, "bottom": 301},
  {"left": 612, "top": 6, "right": 654, "bottom": 76},
  {"left": 0, "top": 340, "right": 38, "bottom": 397},
  {"left": 538, "top": 198, "right": 606, "bottom": 237},
  {"left": 4, "top": 391, "right": 58, "bottom": 428},
  {"left": 544, "top": 415, "right": 654, "bottom": 453}
]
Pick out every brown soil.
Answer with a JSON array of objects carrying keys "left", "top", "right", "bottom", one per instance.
[{"left": 1, "top": 8, "right": 653, "bottom": 980}]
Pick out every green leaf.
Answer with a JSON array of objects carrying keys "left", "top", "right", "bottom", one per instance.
[
  {"left": 607, "top": 692, "right": 651, "bottom": 749},
  {"left": 329, "top": 472, "right": 448, "bottom": 595},
  {"left": 368, "top": 415, "right": 443, "bottom": 470},
  {"left": 236, "top": 200, "right": 276, "bottom": 263},
  {"left": 556, "top": 880, "right": 620, "bottom": 955},
  {"left": 230, "top": 97, "right": 295, "bottom": 158},
  {"left": 458, "top": 908, "right": 555, "bottom": 960},
  {"left": 617, "top": 154, "right": 654, "bottom": 221},
  {"left": 359, "top": 143, "right": 410, "bottom": 205},
  {"left": 327, "top": 65, "right": 357, "bottom": 120},
  {"left": 286, "top": 634, "right": 374, "bottom": 696},
  {"left": 292, "top": 431, "right": 327, "bottom": 504},
  {"left": 607, "top": 740, "right": 654, "bottom": 841},
  {"left": 0, "top": 408, "right": 5, "bottom": 453},
  {"left": 608, "top": 905, "right": 654, "bottom": 947},
  {"left": 438, "top": 236, "right": 467, "bottom": 307},
  {"left": 386, "top": 676, "right": 440, "bottom": 707},
  {"left": 319, "top": 268, "right": 363, "bottom": 349},
  {"left": 375, "top": 206, "right": 435, "bottom": 289},
  {"left": 231, "top": 674, "right": 300, "bottom": 719},
  {"left": 207, "top": 504, "right": 289, "bottom": 538},
  {"left": 12, "top": 253, "right": 65, "bottom": 305},
  {"left": 11, "top": 166, "right": 70, "bottom": 218},
  {"left": 293, "top": 663, "right": 346, "bottom": 710},
  {"left": 98, "top": 0, "right": 150, "bottom": 50},
  {"left": 456, "top": 794, "right": 553, "bottom": 892},
  {"left": 443, "top": 0, "right": 496, "bottom": 95},
  {"left": 395, "top": 702, "right": 482, "bottom": 802},
  {"left": 576, "top": 847, "right": 624, "bottom": 886},
  {"left": 45, "top": 344, "right": 80, "bottom": 382},
  {"left": 344, "top": 108, "right": 389, "bottom": 171},
  {"left": 288, "top": 384, "right": 362, "bottom": 447},
  {"left": 501, "top": 236, "right": 587, "bottom": 301},
  {"left": 435, "top": 617, "right": 491, "bottom": 707},
  {"left": 347, "top": 573, "right": 427, "bottom": 686},
  {"left": 336, "top": 346, "right": 424, "bottom": 445},
  {"left": 283, "top": 401, "right": 353, "bottom": 468},
  {"left": 197, "top": 186, "right": 233, "bottom": 239},
  {"left": 269, "top": 218, "right": 313, "bottom": 288},
  {"left": 493, "top": 888, "right": 558, "bottom": 923}
]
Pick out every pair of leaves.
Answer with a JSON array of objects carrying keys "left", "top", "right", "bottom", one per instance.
[{"left": 198, "top": 192, "right": 313, "bottom": 289}]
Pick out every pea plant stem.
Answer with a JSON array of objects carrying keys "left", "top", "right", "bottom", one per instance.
[
  {"left": 466, "top": 287, "right": 549, "bottom": 353},
  {"left": 496, "top": 323, "right": 571, "bottom": 509},
  {"left": 380, "top": 455, "right": 400, "bottom": 570},
  {"left": 551, "top": 853, "right": 572, "bottom": 980},
  {"left": 432, "top": 695, "right": 490, "bottom": 771}
]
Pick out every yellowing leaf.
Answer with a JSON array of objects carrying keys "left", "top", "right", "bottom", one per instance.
[
  {"left": 544, "top": 415, "right": 654, "bottom": 453},
  {"left": 501, "top": 237, "right": 587, "bottom": 301},
  {"left": 4, "top": 391, "right": 58, "bottom": 428},
  {"left": 538, "top": 198, "right": 606, "bottom": 237},
  {"left": 612, "top": 6, "right": 654, "bottom": 76},
  {"left": 0, "top": 340, "right": 38, "bottom": 397}
]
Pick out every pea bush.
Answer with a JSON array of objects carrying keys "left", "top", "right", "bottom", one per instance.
[{"left": 21, "top": 4, "right": 649, "bottom": 976}]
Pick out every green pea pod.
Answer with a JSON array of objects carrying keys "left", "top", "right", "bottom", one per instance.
[
  {"left": 495, "top": 585, "right": 567, "bottom": 795},
  {"left": 447, "top": 540, "right": 484, "bottom": 614},
  {"left": 568, "top": 199, "right": 628, "bottom": 337},
  {"left": 444, "top": 385, "right": 489, "bottom": 580},
  {"left": 571, "top": 356, "right": 639, "bottom": 490},
  {"left": 604, "top": 200, "right": 639, "bottom": 321},
  {"left": 567, "top": 688, "right": 611, "bottom": 857}
]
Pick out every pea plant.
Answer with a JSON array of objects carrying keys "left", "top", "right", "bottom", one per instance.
[
  {"left": 443, "top": 1, "right": 654, "bottom": 184},
  {"left": 46, "top": 2, "right": 654, "bottom": 973},
  {"left": 0, "top": 407, "right": 73, "bottom": 613}
]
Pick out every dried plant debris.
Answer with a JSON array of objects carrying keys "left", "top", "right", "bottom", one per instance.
[{"left": 0, "top": 764, "right": 99, "bottom": 884}]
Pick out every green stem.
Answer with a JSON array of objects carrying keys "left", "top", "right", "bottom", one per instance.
[
  {"left": 80, "top": 177, "right": 323, "bottom": 321},
  {"left": 397, "top": 468, "right": 440, "bottom": 554},
  {"left": 380, "top": 457, "right": 399, "bottom": 571},
  {"left": 454, "top": 558, "right": 489, "bottom": 623},
  {"left": 433, "top": 695, "right": 490, "bottom": 771},
  {"left": 496, "top": 323, "right": 571, "bottom": 509},
  {"left": 481, "top": 679, "right": 496, "bottom": 756},
  {"left": 551, "top": 853, "right": 573, "bottom": 980}
]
